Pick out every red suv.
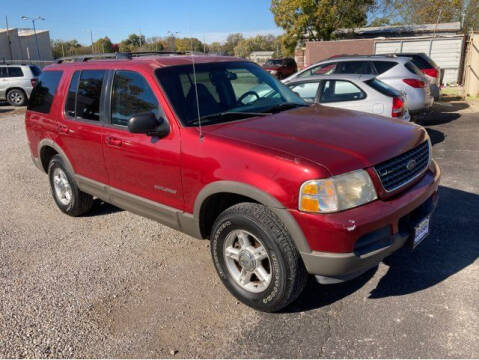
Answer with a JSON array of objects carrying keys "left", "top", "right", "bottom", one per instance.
[{"left": 25, "top": 54, "right": 440, "bottom": 312}]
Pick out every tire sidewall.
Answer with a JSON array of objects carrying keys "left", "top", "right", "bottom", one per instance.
[
  {"left": 211, "top": 212, "right": 289, "bottom": 311},
  {"left": 48, "top": 156, "right": 79, "bottom": 214},
  {"left": 7, "top": 89, "right": 26, "bottom": 106}
]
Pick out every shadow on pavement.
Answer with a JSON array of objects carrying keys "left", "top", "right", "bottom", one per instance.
[
  {"left": 426, "top": 128, "right": 445, "bottom": 145},
  {"left": 370, "top": 186, "right": 478, "bottom": 298},
  {"left": 285, "top": 185, "right": 479, "bottom": 312},
  {"left": 88, "top": 199, "right": 123, "bottom": 217}
]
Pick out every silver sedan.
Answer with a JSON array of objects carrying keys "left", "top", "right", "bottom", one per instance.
[{"left": 285, "top": 74, "right": 411, "bottom": 121}]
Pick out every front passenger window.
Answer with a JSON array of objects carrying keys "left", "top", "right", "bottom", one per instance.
[{"left": 111, "top": 71, "right": 159, "bottom": 126}]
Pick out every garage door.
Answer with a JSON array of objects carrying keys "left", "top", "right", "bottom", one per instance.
[{"left": 375, "top": 36, "right": 464, "bottom": 84}]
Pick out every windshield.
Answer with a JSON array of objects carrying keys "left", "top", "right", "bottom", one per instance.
[
  {"left": 155, "top": 61, "right": 305, "bottom": 126},
  {"left": 265, "top": 59, "right": 283, "bottom": 66}
]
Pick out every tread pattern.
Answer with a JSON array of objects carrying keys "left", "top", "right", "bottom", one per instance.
[
  {"left": 48, "top": 155, "right": 93, "bottom": 217},
  {"left": 214, "top": 202, "right": 307, "bottom": 312}
]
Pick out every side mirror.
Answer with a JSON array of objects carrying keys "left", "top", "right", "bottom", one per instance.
[{"left": 128, "top": 112, "right": 170, "bottom": 138}]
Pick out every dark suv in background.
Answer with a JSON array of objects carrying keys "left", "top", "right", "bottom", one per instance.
[{"left": 262, "top": 57, "right": 297, "bottom": 79}]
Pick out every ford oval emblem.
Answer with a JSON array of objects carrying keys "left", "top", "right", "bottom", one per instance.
[{"left": 406, "top": 159, "right": 417, "bottom": 171}]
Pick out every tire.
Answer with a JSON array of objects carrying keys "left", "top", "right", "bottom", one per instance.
[
  {"left": 210, "top": 202, "right": 307, "bottom": 312},
  {"left": 6, "top": 89, "right": 26, "bottom": 106},
  {"left": 48, "top": 155, "right": 93, "bottom": 216}
]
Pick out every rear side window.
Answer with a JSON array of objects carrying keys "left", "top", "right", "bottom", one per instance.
[
  {"left": 373, "top": 61, "right": 397, "bottom": 74},
  {"left": 65, "top": 71, "right": 80, "bottom": 118},
  {"left": 298, "top": 62, "right": 337, "bottom": 77},
  {"left": 111, "top": 71, "right": 159, "bottom": 126},
  {"left": 320, "top": 80, "right": 366, "bottom": 103},
  {"left": 0, "top": 67, "right": 6, "bottom": 78},
  {"left": 405, "top": 62, "right": 422, "bottom": 76},
  {"left": 29, "top": 65, "right": 42, "bottom": 77},
  {"left": 288, "top": 82, "right": 320, "bottom": 103},
  {"left": 27, "top": 71, "right": 63, "bottom": 114},
  {"left": 365, "top": 78, "right": 401, "bottom": 97},
  {"left": 76, "top": 70, "right": 105, "bottom": 121},
  {"left": 8, "top": 67, "right": 24, "bottom": 77},
  {"left": 335, "top": 61, "right": 373, "bottom": 74}
]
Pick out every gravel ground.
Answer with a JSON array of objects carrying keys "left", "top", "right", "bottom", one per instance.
[{"left": 0, "top": 101, "right": 478, "bottom": 358}]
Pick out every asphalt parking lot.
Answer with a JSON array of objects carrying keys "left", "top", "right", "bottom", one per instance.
[{"left": 0, "top": 100, "right": 478, "bottom": 358}]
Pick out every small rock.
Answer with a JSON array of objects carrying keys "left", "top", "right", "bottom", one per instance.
[{"left": 169, "top": 349, "right": 178, "bottom": 356}]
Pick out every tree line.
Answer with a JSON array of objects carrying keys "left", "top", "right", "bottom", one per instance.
[
  {"left": 50, "top": 33, "right": 287, "bottom": 59},
  {"left": 51, "top": 0, "right": 478, "bottom": 59}
]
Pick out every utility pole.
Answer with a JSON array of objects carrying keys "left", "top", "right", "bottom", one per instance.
[
  {"left": 5, "top": 16, "right": 13, "bottom": 60},
  {"left": 90, "top": 30, "right": 94, "bottom": 53},
  {"left": 21, "top": 16, "right": 45, "bottom": 60}
]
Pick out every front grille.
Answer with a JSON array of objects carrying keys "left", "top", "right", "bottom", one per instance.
[{"left": 375, "top": 141, "right": 430, "bottom": 192}]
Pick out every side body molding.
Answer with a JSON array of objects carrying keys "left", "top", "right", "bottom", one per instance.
[{"left": 33, "top": 143, "right": 312, "bottom": 254}]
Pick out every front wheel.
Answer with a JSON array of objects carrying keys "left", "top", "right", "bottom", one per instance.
[{"left": 210, "top": 203, "right": 307, "bottom": 312}]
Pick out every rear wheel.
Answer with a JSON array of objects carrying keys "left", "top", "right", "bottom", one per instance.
[
  {"left": 48, "top": 155, "right": 93, "bottom": 216},
  {"left": 210, "top": 203, "right": 307, "bottom": 312},
  {"left": 6, "top": 89, "right": 26, "bottom": 106}
]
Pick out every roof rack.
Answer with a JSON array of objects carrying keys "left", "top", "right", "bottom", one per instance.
[{"left": 56, "top": 51, "right": 187, "bottom": 64}]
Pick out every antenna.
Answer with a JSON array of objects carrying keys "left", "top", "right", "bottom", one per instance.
[{"left": 190, "top": 36, "right": 203, "bottom": 141}]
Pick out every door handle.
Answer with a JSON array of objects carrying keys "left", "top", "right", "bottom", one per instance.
[
  {"left": 57, "top": 124, "right": 72, "bottom": 135},
  {"left": 106, "top": 136, "right": 123, "bottom": 147}
]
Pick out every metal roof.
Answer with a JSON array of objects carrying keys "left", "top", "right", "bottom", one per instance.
[{"left": 335, "top": 22, "right": 461, "bottom": 37}]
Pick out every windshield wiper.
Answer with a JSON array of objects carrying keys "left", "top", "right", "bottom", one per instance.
[
  {"left": 261, "top": 102, "right": 308, "bottom": 114},
  {"left": 190, "top": 111, "right": 268, "bottom": 126}
]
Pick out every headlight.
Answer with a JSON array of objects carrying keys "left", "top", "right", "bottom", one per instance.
[
  {"left": 299, "top": 169, "right": 377, "bottom": 213},
  {"left": 269, "top": 70, "right": 278, "bottom": 75}
]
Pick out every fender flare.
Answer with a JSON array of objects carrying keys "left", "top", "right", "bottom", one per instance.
[
  {"left": 193, "top": 181, "right": 311, "bottom": 253},
  {"left": 37, "top": 138, "right": 75, "bottom": 175}
]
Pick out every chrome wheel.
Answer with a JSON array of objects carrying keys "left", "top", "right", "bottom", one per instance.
[
  {"left": 223, "top": 229, "right": 272, "bottom": 293},
  {"left": 52, "top": 167, "right": 73, "bottom": 206},
  {"left": 7, "top": 90, "right": 24, "bottom": 105}
]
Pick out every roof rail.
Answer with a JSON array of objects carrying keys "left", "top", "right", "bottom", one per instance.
[
  {"left": 56, "top": 51, "right": 188, "bottom": 64},
  {"left": 56, "top": 52, "right": 131, "bottom": 63},
  {"left": 129, "top": 51, "right": 186, "bottom": 57}
]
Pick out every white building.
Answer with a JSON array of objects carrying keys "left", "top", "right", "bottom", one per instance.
[{"left": 0, "top": 28, "right": 52, "bottom": 61}]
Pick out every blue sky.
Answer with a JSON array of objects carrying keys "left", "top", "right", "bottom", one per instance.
[{"left": 2, "top": 0, "right": 282, "bottom": 44}]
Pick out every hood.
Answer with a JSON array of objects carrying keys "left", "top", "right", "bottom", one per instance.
[{"left": 203, "top": 105, "right": 427, "bottom": 176}]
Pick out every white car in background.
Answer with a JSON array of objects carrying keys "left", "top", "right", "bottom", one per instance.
[
  {"left": 285, "top": 74, "right": 411, "bottom": 121},
  {"left": 282, "top": 55, "right": 433, "bottom": 115}
]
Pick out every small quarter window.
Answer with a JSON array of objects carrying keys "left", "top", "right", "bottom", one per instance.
[
  {"left": 111, "top": 71, "right": 159, "bottom": 126},
  {"left": 373, "top": 61, "right": 397, "bottom": 74},
  {"left": 76, "top": 70, "right": 105, "bottom": 121},
  {"left": 27, "top": 71, "right": 63, "bottom": 114}
]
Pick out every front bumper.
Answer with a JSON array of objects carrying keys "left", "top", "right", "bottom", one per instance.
[{"left": 296, "top": 160, "right": 440, "bottom": 282}]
